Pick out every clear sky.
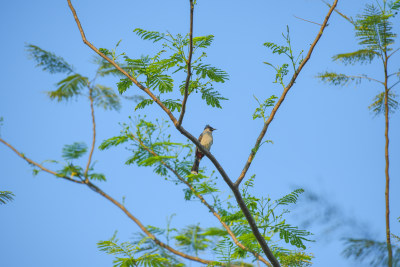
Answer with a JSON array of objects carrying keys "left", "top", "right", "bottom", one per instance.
[{"left": 1, "top": 0, "right": 399, "bottom": 266}]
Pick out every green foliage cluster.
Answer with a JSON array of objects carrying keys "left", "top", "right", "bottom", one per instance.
[
  {"left": 317, "top": 0, "right": 400, "bottom": 115},
  {"left": 100, "top": 29, "right": 228, "bottom": 111}
]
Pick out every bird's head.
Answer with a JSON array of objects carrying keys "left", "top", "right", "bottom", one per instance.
[{"left": 204, "top": 125, "right": 216, "bottom": 132}]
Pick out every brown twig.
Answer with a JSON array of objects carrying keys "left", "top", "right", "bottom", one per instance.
[
  {"left": 235, "top": 0, "right": 339, "bottom": 188},
  {"left": 130, "top": 134, "right": 272, "bottom": 267},
  {"left": 178, "top": 0, "right": 194, "bottom": 126},
  {"left": 84, "top": 87, "right": 96, "bottom": 181},
  {"left": 0, "top": 138, "right": 84, "bottom": 184},
  {"left": 293, "top": 15, "right": 323, "bottom": 26}
]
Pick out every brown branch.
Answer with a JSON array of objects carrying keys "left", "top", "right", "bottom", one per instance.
[
  {"left": 178, "top": 0, "right": 194, "bottom": 126},
  {"left": 130, "top": 134, "right": 272, "bottom": 267},
  {"left": 322, "top": 0, "right": 354, "bottom": 25},
  {"left": 0, "top": 138, "right": 84, "bottom": 184},
  {"left": 84, "top": 87, "right": 96, "bottom": 181},
  {"left": 67, "top": 0, "right": 178, "bottom": 125},
  {"left": 235, "top": 0, "right": 339, "bottom": 188},
  {"left": 388, "top": 47, "right": 400, "bottom": 59}
]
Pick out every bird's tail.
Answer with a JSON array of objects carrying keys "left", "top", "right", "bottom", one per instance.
[{"left": 191, "top": 157, "right": 201, "bottom": 174}]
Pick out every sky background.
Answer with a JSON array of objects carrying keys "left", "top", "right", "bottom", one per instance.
[{"left": 1, "top": 0, "right": 399, "bottom": 266}]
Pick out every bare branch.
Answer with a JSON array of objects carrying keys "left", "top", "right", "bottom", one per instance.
[
  {"left": 235, "top": 0, "right": 339, "bottom": 187},
  {"left": 293, "top": 15, "right": 323, "bottom": 26},
  {"left": 322, "top": 0, "right": 354, "bottom": 25},
  {"left": 0, "top": 138, "right": 84, "bottom": 184},
  {"left": 84, "top": 87, "right": 96, "bottom": 181},
  {"left": 178, "top": 0, "right": 194, "bottom": 126},
  {"left": 346, "top": 74, "right": 385, "bottom": 85},
  {"left": 130, "top": 134, "right": 272, "bottom": 267},
  {"left": 389, "top": 80, "right": 400, "bottom": 90}
]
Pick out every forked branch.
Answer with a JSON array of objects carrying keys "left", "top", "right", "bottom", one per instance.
[{"left": 235, "top": 0, "right": 339, "bottom": 187}]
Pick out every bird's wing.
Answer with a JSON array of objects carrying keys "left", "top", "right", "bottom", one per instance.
[{"left": 196, "top": 132, "right": 203, "bottom": 152}]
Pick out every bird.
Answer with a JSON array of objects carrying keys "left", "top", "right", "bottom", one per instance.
[{"left": 191, "top": 125, "right": 216, "bottom": 174}]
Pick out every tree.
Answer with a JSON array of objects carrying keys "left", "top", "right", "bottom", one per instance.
[
  {"left": 0, "top": 0, "right": 339, "bottom": 266},
  {"left": 317, "top": 1, "right": 400, "bottom": 266}
]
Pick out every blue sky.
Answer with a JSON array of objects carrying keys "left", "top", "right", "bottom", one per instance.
[{"left": 1, "top": 0, "right": 399, "bottom": 266}]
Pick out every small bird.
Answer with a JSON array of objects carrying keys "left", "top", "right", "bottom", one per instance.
[{"left": 191, "top": 125, "right": 216, "bottom": 174}]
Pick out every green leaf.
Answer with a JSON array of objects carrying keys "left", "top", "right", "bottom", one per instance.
[
  {"left": 99, "top": 136, "right": 129, "bottom": 150},
  {"left": 0, "top": 191, "right": 15, "bottom": 204},
  {"left": 117, "top": 78, "right": 133, "bottom": 94},
  {"left": 135, "top": 99, "right": 154, "bottom": 111},
  {"left": 200, "top": 88, "right": 227, "bottom": 108},
  {"left": 193, "top": 35, "right": 214, "bottom": 49},
  {"left": 316, "top": 72, "right": 363, "bottom": 86},
  {"left": 57, "top": 164, "right": 83, "bottom": 178},
  {"left": 89, "top": 173, "right": 106, "bottom": 182},
  {"left": 277, "top": 189, "right": 304, "bottom": 205},
  {"left": 253, "top": 95, "right": 278, "bottom": 120},
  {"left": 133, "top": 28, "right": 166, "bottom": 43},
  {"left": 62, "top": 142, "right": 88, "bottom": 160},
  {"left": 263, "top": 42, "right": 290, "bottom": 55},
  {"left": 47, "top": 74, "right": 89, "bottom": 101},
  {"left": 333, "top": 49, "right": 379, "bottom": 65},
  {"left": 26, "top": 44, "right": 74, "bottom": 74},
  {"left": 148, "top": 74, "right": 174, "bottom": 93},
  {"left": 193, "top": 64, "right": 229, "bottom": 83},
  {"left": 92, "top": 85, "right": 121, "bottom": 111},
  {"left": 138, "top": 156, "right": 176, "bottom": 166},
  {"left": 368, "top": 91, "right": 399, "bottom": 115}
]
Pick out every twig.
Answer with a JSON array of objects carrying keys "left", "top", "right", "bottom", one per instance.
[
  {"left": 388, "top": 47, "right": 400, "bottom": 59},
  {"left": 0, "top": 138, "right": 84, "bottom": 184},
  {"left": 84, "top": 87, "right": 96, "bottom": 181},
  {"left": 130, "top": 134, "right": 272, "bottom": 267},
  {"left": 293, "top": 15, "right": 323, "bottom": 26},
  {"left": 178, "top": 0, "right": 194, "bottom": 126},
  {"left": 235, "top": 0, "right": 339, "bottom": 187}
]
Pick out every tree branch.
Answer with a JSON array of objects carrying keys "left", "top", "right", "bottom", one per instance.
[
  {"left": 178, "top": 0, "right": 194, "bottom": 126},
  {"left": 84, "top": 87, "right": 96, "bottom": 181},
  {"left": 293, "top": 15, "right": 323, "bottom": 26},
  {"left": 130, "top": 134, "right": 272, "bottom": 267},
  {"left": 235, "top": 0, "right": 339, "bottom": 187},
  {"left": 0, "top": 138, "right": 84, "bottom": 184},
  {"left": 346, "top": 74, "right": 384, "bottom": 85}
]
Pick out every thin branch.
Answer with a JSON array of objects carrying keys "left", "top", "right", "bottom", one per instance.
[
  {"left": 388, "top": 72, "right": 400, "bottom": 78},
  {"left": 293, "top": 15, "right": 323, "bottom": 26},
  {"left": 322, "top": 0, "right": 355, "bottom": 25},
  {"left": 178, "top": 0, "right": 194, "bottom": 126},
  {"left": 130, "top": 134, "right": 272, "bottom": 267},
  {"left": 67, "top": 0, "right": 178, "bottom": 125},
  {"left": 389, "top": 80, "right": 400, "bottom": 90},
  {"left": 235, "top": 0, "right": 339, "bottom": 187},
  {"left": 0, "top": 138, "right": 84, "bottom": 184},
  {"left": 388, "top": 47, "right": 400, "bottom": 59},
  {"left": 84, "top": 87, "right": 96, "bottom": 181},
  {"left": 347, "top": 74, "right": 385, "bottom": 85}
]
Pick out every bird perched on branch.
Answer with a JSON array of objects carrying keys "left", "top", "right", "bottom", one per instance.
[{"left": 191, "top": 125, "right": 216, "bottom": 174}]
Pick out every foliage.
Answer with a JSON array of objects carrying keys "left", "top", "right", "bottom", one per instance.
[
  {"left": 0, "top": 191, "right": 15, "bottom": 205},
  {"left": 105, "top": 28, "right": 228, "bottom": 111},
  {"left": 26, "top": 44, "right": 74, "bottom": 74},
  {"left": 342, "top": 238, "right": 400, "bottom": 267},
  {"left": 62, "top": 142, "right": 88, "bottom": 160}
]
